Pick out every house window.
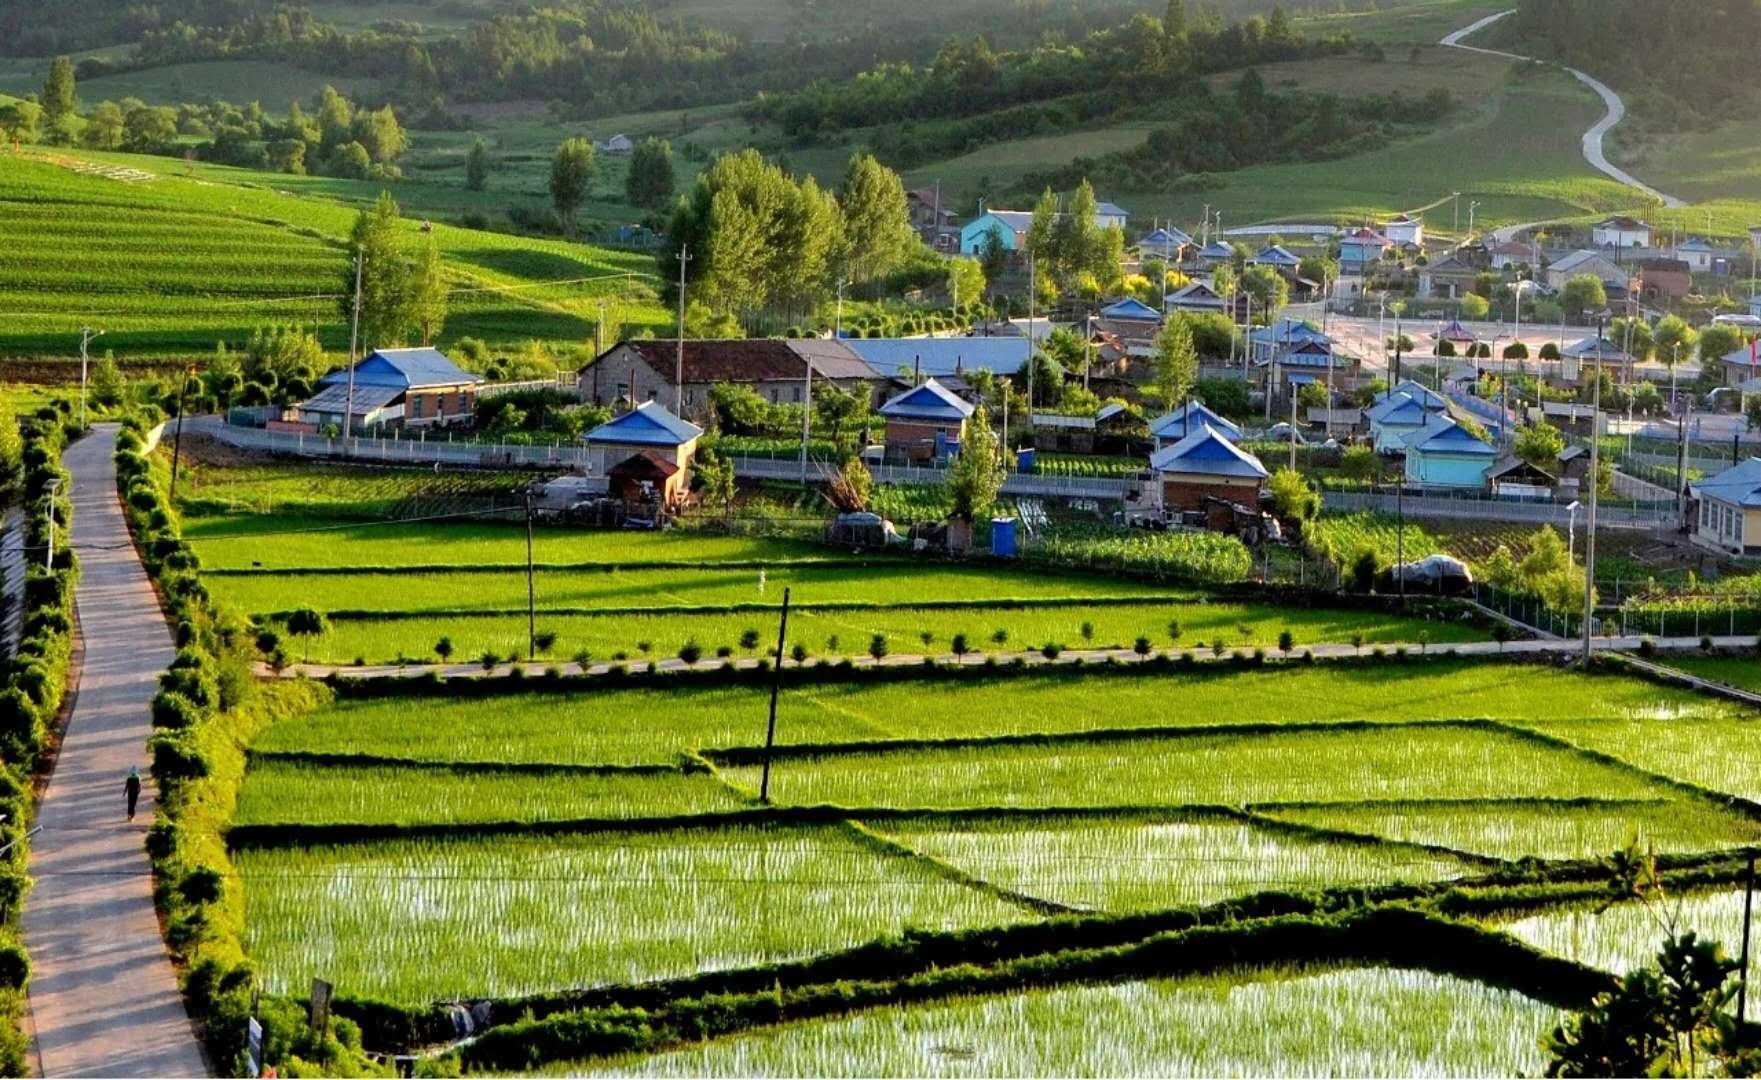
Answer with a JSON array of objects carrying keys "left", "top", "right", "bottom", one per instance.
[{"left": 791, "top": 387, "right": 801, "bottom": 403}]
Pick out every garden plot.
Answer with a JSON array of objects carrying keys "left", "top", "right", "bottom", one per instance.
[
  {"left": 1506, "top": 889, "right": 1761, "bottom": 988},
  {"left": 253, "top": 664, "right": 1724, "bottom": 768},
  {"left": 590, "top": 967, "right": 1560, "bottom": 1078},
  {"left": 722, "top": 726, "right": 1669, "bottom": 811},
  {"left": 871, "top": 814, "right": 1472, "bottom": 912},
  {"left": 233, "top": 763, "right": 740, "bottom": 827},
  {"left": 1263, "top": 799, "right": 1761, "bottom": 862},
  {"left": 236, "top": 826, "right": 1026, "bottom": 1003}
]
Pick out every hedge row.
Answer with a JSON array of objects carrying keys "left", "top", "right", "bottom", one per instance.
[
  {"left": 114, "top": 416, "right": 390, "bottom": 1078},
  {"left": 0, "top": 402, "right": 84, "bottom": 1077}
]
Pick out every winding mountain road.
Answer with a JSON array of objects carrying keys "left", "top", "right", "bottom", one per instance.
[{"left": 1441, "top": 9, "right": 1685, "bottom": 219}]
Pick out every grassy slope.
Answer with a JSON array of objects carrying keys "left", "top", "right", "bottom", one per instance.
[{"left": 0, "top": 148, "right": 666, "bottom": 354}]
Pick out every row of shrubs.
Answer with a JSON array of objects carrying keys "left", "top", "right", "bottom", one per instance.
[
  {"left": 0, "top": 403, "right": 84, "bottom": 1075},
  {"left": 113, "top": 415, "right": 392, "bottom": 1078}
]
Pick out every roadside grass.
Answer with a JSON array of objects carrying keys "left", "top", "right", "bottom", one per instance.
[
  {"left": 587, "top": 966, "right": 1559, "bottom": 1078},
  {"left": 1654, "top": 655, "right": 1761, "bottom": 695},
  {"left": 872, "top": 813, "right": 1471, "bottom": 912},
  {"left": 251, "top": 662, "right": 1724, "bottom": 766},
  {"left": 1262, "top": 798, "right": 1761, "bottom": 862},
  {"left": 233, "top": 763, "right": 740, "bottom": 826},
  {"left": 236, "top": 825, "right": 1025, "bottom": 1003},
  {"left": 721, "top": 726, "right": 1673, "bottom": 810}
]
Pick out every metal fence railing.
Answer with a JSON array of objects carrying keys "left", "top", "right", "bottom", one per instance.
[{"left": 1322, "top": 489, "right": 1676, "bottom": 529}]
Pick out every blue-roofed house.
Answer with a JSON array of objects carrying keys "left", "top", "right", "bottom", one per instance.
[
  {"left": 1095, "top": 202, "right": 1131, "bottom": 230},
  {"left": 303, "top": 346, "right": 484, "bottom": 431},
  {"left": 1248, "top": 244, "right": 1301, "bottom": 270},
  {"left": 843, "top": 337, "right": 1032, "bottom": 382},
  {"left": 1096, "top": 297, "right": 1163, "bottom": 345},
  {"left": 1196, "top": 240, "right": 1237, "bottom": 269},
  {"left": 1138, "top": 226, "right": 1193, "bottom": 261},
  {"left": 1149, "top": 400, "right": 1242, "bottom": 448},
  {"left": 1690, "top": 458, "right": 1761, "bottom": 556},
  {"left": 1149, "top": 425, "right": 1268, "bottom": 516},
  {"left": 1366, "top": 392, "right": 1440, "bottom": 453},
  {"left": 1375, "top": 380, "right": 1449, "bottom": 413},
  {"left": 584, "top": 400, "right": 703, "bottom": 503},
  {"left": 1678, "top": 237, "right": 1715, "bottom": 273},
  {"left": 959, "top": 209, "right": 1035, "bottom": 255},
  {"left": 1163, "top": 280, "right": 1228, "bottom": 315},
  {"left": 880, "top": 378, "right": 976, "bottom": 463},
  {"left": 1338, "top": 228, "right": 1392, "bottom": 274},
  {"left": 1401, "top": 416, "right": 1496, "bottom": 488}
]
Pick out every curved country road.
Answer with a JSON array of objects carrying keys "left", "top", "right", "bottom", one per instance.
[
  {"left": 22, "top": 425, "right": 207, "bottom": 1077},
  {"left": 1442, "top": 9, "right": 1685, "bottom": 213}
]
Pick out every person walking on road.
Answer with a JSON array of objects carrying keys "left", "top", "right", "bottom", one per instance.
[{"left": 124, "top": 767, "right": 141, "bottom": 822}]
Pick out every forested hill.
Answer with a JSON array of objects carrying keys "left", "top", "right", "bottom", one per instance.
[{"left": 1507, "top": 0, "right": 1761, "bottom": 126}]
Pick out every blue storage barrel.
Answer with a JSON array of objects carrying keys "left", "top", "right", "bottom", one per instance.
[
  {"left": 991, "top": 517, "right": 1018, "bottom": 558},
  {"left": 1016, "top": 447, "right": 1036, "bottom": 472}
]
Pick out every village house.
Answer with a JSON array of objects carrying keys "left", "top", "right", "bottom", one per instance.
[
  {"left": 1690, "top": 458, "right": 1761, "bottom": 557},
  {"left": 959, "top": 199, "right": 1129, "bottom": 256},
  {"left": 594, "top": 134, "right": 634, "bottom": 154},
  {"left": 1338, "top": 228, "right": 1393, "bottom": 275},
  {"left": 1401, "top": 415, "right": 1497, "bottom": 489},
  {"left": 1247, "top": 244, "right": 1301, "bottom": 272},
  {"left": 1138, "top": 226, "right": 1193, "bottom": 262},
  {"left": 1544, "top": 249, "right": 1631, "bottom": 296},
  {"left": 1163, "top": 280, "right": 1230, "bottom": 316},
  {"left": 1148, "top": 425, "right": 1268, "bottom": 522},
  {"left": 1636, "top": 258, "right": 1692, "bottom": 304},
  {"left": 906, "top": 187, "right": 959, "bottom": 251},
  {"left": 1593, "top": 216, "right": 1652, "bottom": 248},
  {"left": 1094, "top": 297, "right": 1163, "bottom": 346},
  {"left": 1486, "top": 457, "right": 1558, "bottom": 500},
  {"left": 1029, "top": 402, "right": 1138, "bottom": 455},
  {"left": 1558, "top": 336, "right": 1634, "bottom": 382},
  {"left": 1366, "top": 384, "right": 1448, "bottom": 453},
  {"left": 582, "top": 400, "right": 702, "bottom": 506},
  {"left": 879, "top": 378, "right": 974, "bottom": 463},
  {"left": 1417, "top": 254, "right": 1480, "bottom": 299},
  {"left": 1488, "top": 241, "right": 1534, "bottom": 271},
  {"left": 1383, "top": 214, "right": 1424, "bottom": 248},
  {"left": 1149, "top": 399, "right": 1241, "bottom": 449},
  {"left": 1719, "top": 341, "right": 1761, "bottom": 387},
  {"left": 842, "top": 337, "right": 1031, "bottom": 387},
  {"left": 1677, "top": 237, "right": 1715, "bottom": 272},
  {"left": 576, "top": 339, "right": 886, "bottom": 423},
  {"left": 1195, "top": 239, "right": 1237, "bottom": 269},
  {"left": 292, "top": 346, "right": 483, "bottom": 433}
]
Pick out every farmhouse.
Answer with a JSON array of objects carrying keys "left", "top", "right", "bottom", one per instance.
[
  {"left": 879, "top": 379, "right": 975, "bottom": 463},
  {"left": 1095, "top": 297, "right": 1163, "bottom": 345},
  {"left": 1544, "top": 249, "right": 1630, "bottom": 294},
  {"left": 1366, "top": 388, "right": 1446, "bottom": 453},
  {"left": 1149, "top": 425, "right": 1268, "bottom": 516},
  {"left": 582, "top": 400, "right": 703, "bottom": 505},
  {"left": 576, "top": 339, "right": 886, "bottom": 422},
  {"left": 294, "top": 346, "right": 483, "bottom": 433},
  {"left": 1401, "top": 416, "right": 1496, "bottom": 489},
  {"left": 1149, "top": 399, "right": 1242, "bottom": 448},
  {"left": 843, "top": 337, "right": 1033, "bottom": 383},
  {"left": 1593, "top": 216, "right": 1652, "bottom": 248},
  {"left": 1029, "top": 402, "right": 1138, "bottom": 454},
  {"left": 1488, "top": 241, "right": 1533, "bottom": 271},
  {"left": 1417, "top": 255, "right": 1479, "bottom": 299},
  {"left": 1383, "top": 214, "right": 1424, "bottom": 247},
  {"left": 960, "top": 209, "right": 1034, "bottom": 254},
  {"left": 1690, "top": 458, "right": 1761, "bottom": 556},
  {"left": 1338, "top": 228, "right": 1392, "bottom": 274},
  {"left": 1195, "top": 239, "right": 1237, "bottom": 269},
  {"left": 1486, "top": 457, "right": 1558, "bottom": 500},
  {"left": 1558, "top": 336, "right": 1634, "bottom": 381},
  {"left": 1138, "top": 226, "right": 1193, "bottom": 261},
  {"left": 1247, "top": 244, "right": 1301, "bottom": 271},
  {"left": 1163, "top": 280, "right": 1229, "bottom": 315},
  {"left": 1720, "top": 341, "right": 1761, "bottom": 386},
  {"left": 1636, "top": 258, "right": 1692, "bottom": 303},
  {"left": 1677, "top": 237, "right": 1715, "bottom": 272},
  {"left": 906, "top": 187, "right": 959, "bottom": 250}
]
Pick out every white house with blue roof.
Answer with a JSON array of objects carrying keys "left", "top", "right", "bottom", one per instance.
[
  {"left": 1690, "top": 458, "right": 1761, "bottom": 556},
  {"left": 1149, "top": 400, "right": 1242, "bottom": 448},
  {"left": 1163, "top": 280, "right": 1228, "bottom": 315},
  {"left": 1401, "top": 415, "right": 1496, "bottom": 488},
  {"left": 299, "top": 346, "right": 484, "bottom": 431},
  {"left": 1149, "top": 425, "right": 1268, "bottom": 515},
  {"left": 880, "top": 378, "right": 975, "bottom": 463},
  {"left": 1138, "top": 226, "right": 1193, "bottom": 261},
  {"left": 1366, "top": 381, "right": 1450, "bottom": 453},
  {"left": 584, "top": 400, "right": 703, "bottom": 503},
  {"left": 1196, "top": 240, "right": 1237, "bottom": 268},
  {"left": 1248, "top": 244, "right": 1301, "bottom": 270},
  {"left": 1096, "top": 297, "right": 1163, "bottom": 345}
]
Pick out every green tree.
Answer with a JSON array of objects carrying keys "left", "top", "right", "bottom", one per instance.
[
  {"left": 0, "top": 100, "right": 40, "bottom": 144},
  {"left": 82, "top": 101, "right": 123, "bottom": 149},
  {"left": 1268, "top": 467, "right": 1318, "bottom": 522},
  {"left": 696, "top": 455, "right": 736, "bottom": 523},
  {"left": 89, "top": 355, "right": 125, "bottom": 408},
  {"left": 1459, "top": 293, "right": 1490, "bottom": 319},
  {"left": 40, "top": 56, "right": 76, "bottom": 136},
  {"left": 976, "top": 227, "right": 1008, "bottom": 285},
  {"left": 1514, "top": 422, "right": 1564, "bottom": 468},
  {"left": 410, "top": 236, "right": 448, "bottom": 346},
  {"left": 945, "top": 407, "right": 1002, "bottom": 521},
  {"left": 838, "top": 152, "right": 916, "bottom": 283},
  {"left": 624, "top": 137, "right": 674, "bottom": 210},
  {"left": 315, "top": 85, "right": 354, "bottom": 147},
  {"left": 465, "top": 138, "right": 490, "bottom": 192},
  {"left": 344, "top": 192, "right": 416, "bottom": 349},
  {"left": 1024, "top": 187, "right": 1061, "bottom": 277},
  {"left": 946, "top": 256, "right": 985, "bottom": 308},
  {"left": 1610, "top": 315, "right": 1654, "bottom": 363},
  {"left": 549, "top": 137, "right": 595, "bottom": 237},
  {"left": 1239, "top": 264, "right": 1289, "bottom": 321},
  {"left": 351, "top": 104, "right": 407, "bottom": 165},
  {"left": 1651, "top": 314, "right": 1697, "bottom": 367},
  {"left": 1562, "top": 273, "right": 1608, "bottom": 319},
  {"left": 1698, "top": 321, "right": 1743, "bottom": 366},
  {"left": 285, "top": 608, "right": 327, "bottom": 663},
  {"left": 1148, "top": 314, "right": 1197, "bottom": 408}
]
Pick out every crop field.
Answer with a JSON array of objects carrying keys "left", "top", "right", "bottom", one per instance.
[
  {"left": 251, "top": 661, "right": 1721, "bottom": 767},
  {"left": 0, "top": 150, "right": 665, "bottom": 354},
  {"left": 1306, "top": 512, "right": 1444, "bottom": 567},
  {"left": 1506, "top": 890, "right": 1761, "bottom": 989},
  {"left": 236, "top": 825, "right": 1026, "bottom": 1002},
  {"left": 597, "top": 967, "right": 1560, "bottom": 1078},
  {"left": 1519, "top": 714, "right": 1761, "bottom": 802},
  {"left": 869, "top": 814, "right": 1473, "bottom": 912},
  {"left": 1655, "top": 655, "right": 1761, "bottom": 695}
]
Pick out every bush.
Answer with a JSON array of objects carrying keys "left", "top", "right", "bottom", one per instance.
[
  {"left": 950, "top": 633, "right": 969, "bottom": 656},
  {"left": 178, "top": 865, "right": 224, "bottom": 906},
  {"left": 868, "top": 634, "right": 888, "bottom": 661},
  {"left": 149, "top": 692, "right": 202, "bottom": 731},
  {"left": 678, "top": 639, "right": 702, "bottom": 665},
  {"left": 1040, "top": 642, "right": 1063, "bottom": 660},
  {"left": 1133, "top": 636, "right": 1152, "bottom": 657},
  {"left": 0, "top": 943, "right": 28, "bottom": 991}
]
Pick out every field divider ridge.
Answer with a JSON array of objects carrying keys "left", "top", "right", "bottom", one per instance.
[
  {"left": 246, "top": 749, "right": 691, "bottom": 777},
  {"left": 1479, "top": 719, "right": 1761, "bottom": 820},
  {"left": 260, "top": 593, "right": 1207, "bottom": 623},
  {"left": 840, "top": 819, "right": 1083, "bottom": 916}
]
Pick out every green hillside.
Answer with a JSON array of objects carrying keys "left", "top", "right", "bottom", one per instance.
[{"left": 0, "top": 148, "right": 665, "bottom": 357}]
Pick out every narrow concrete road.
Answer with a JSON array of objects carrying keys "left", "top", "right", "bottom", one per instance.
[
  {"left": 22, "top": 426, "right": 207, "bottom": 1077},
  {"left": 1442, "top": 9, "right": 1686, "bottom": 212}
]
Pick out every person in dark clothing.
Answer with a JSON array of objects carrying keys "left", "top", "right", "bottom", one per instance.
[{"left": 124, "top": 767, "right": 141, "bottom": 822}]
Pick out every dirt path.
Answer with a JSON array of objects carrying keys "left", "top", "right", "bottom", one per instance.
[
  {"left": 1442, "top": 9, "right": 1685, "bottom": 230},
  {"left": 22, "top": 426, "right": 207, "bottom": 1078}
]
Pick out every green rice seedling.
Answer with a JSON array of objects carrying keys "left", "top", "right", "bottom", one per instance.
[
  {"left": 875, "top": 814, "right": 1469, "bottom": 912},
  {"left": 234, "top": 762, "right": 742, "bottom": 826},
  {"left": 236, "top": 826, "right": 1023, "bottom": 1003},
  {"left": 254, "top": 663, "right": 1736, "bottom": 768},
  {"left": 1517, "top": 715, "right": 1761, "bottom": 802},
  {"left": 726, "top": 727, "right": 1670, "bottom": 811},
  {"left": 1263, "top": 799, "right": 1761, "bottom": 862},
  {"left": 592, "top": 967, "right": 1559, "bottom": 1078},
  {"left": 1506, "top": 889, "right": 1761, "bottom": 989}
]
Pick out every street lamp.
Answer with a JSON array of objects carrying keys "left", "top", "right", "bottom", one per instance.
[
  {"left": 79, "top": 328, "right": 102, "bottom": 429},
  {"left": 1566, "top": 501, "right": 1581, "bottom": 562},
  {"left": 43, "top": 477, "right": 61, "bottom": 573}
]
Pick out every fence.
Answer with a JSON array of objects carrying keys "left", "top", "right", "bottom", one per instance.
[
  {"left": 1322, "top": 490, "right": 1676, "bottom": 529},
  {"left": 182, "top": 417, "right": 591, "bottom": 470},
  {"left": 724, "top": 455, "right": 1136, "bottom": 500}
]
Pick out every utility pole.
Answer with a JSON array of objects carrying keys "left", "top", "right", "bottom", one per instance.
[
  {"left": 43, "top": 478, "right": 59, "bottom": 573},
  {"left": 1742, "top": 852, "right": 1757, "bottom": 1024},
  {"left": 758, "top": 587, "right": 792, "bottom": 804},
  {"left": 1452, "top": 191, "right": 1462, "bottom": 240},
  {"left": 78, "top": 328, "right": 101, "bottom": 428},
  {"left": 799, "top": 354, "right": 814, "bottom": 485},
  {"left": 170, "top": 366, "right": 193, "bottom": 499},
  {"left": 1288, "top": 393, "right": 1297, "bottom": 471},
  {"left": 1396, "top": 469, "right": 1406, "bottom": 599},
  {"left": 1025, "top": 251, "right": 1036, "bottom": 415},
  {"left": 347, "top": 250, "right": 362, "bottom": 443},
  {"left": 675, "top": 242, "right": 692, "bottom": 416},
  {"left": 595, "top": 298, "right": 606, "bottom": 356},
  {"left": 1583, "top": 311, "right": 1607, "bottom": 664},
  {"left": 524, "top": 490, "right": 537, "bottom": 662}
]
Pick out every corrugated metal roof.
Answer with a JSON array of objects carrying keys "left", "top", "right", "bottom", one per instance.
[
  {"left": 880, "top": 378, "right": 975, "bottom": 422},
  {"left": 1099, "top": 298, "right": 1162, "bottom": 321},
  {"left": 1149, "top": 425, "right": 1267, "bottom": 479},
  {"left": 318, "top": 347, "right": 483, "bottom": 390},
  {"left": 1403, "top": 416, "right": 1495, "bottom": 455},
  {"left": 845, "top": 337, "right": 1031, "bottom": 377},
  {"left": 1149, "top": 400, "right": 1241, "bottom": 442},
  {"left": 1693, "top": 458, "right": 1761, "bottom": 507},
  {"left": 585, "top": 400, "right": 703, "bottom": 446},
  {"left": 298, "top": 382, "right": 403, "bottom": 414}
]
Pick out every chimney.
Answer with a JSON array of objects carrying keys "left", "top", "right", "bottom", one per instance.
[
  {"left": 955, "top": 355, "right": 964, "bottom": 377},
  {"left": 914, "top": 355, "right": 922, "bottom": 386}
]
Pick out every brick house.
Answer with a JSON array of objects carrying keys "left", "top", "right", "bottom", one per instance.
[
  {"left": 295, "top": 347, "right": 482, "bottom": 433},
  {"left": 1149, "top": 425, "right": 1268, "bottom": 518},
  {"left": 576, "top": 339, "right": 885, "bottom": 424},
  {"left": 582, "top": 400, "right": 703, "bottom": 505},
  {"left": 879, "top": 379, "right": 974, "bottom": 463}
]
